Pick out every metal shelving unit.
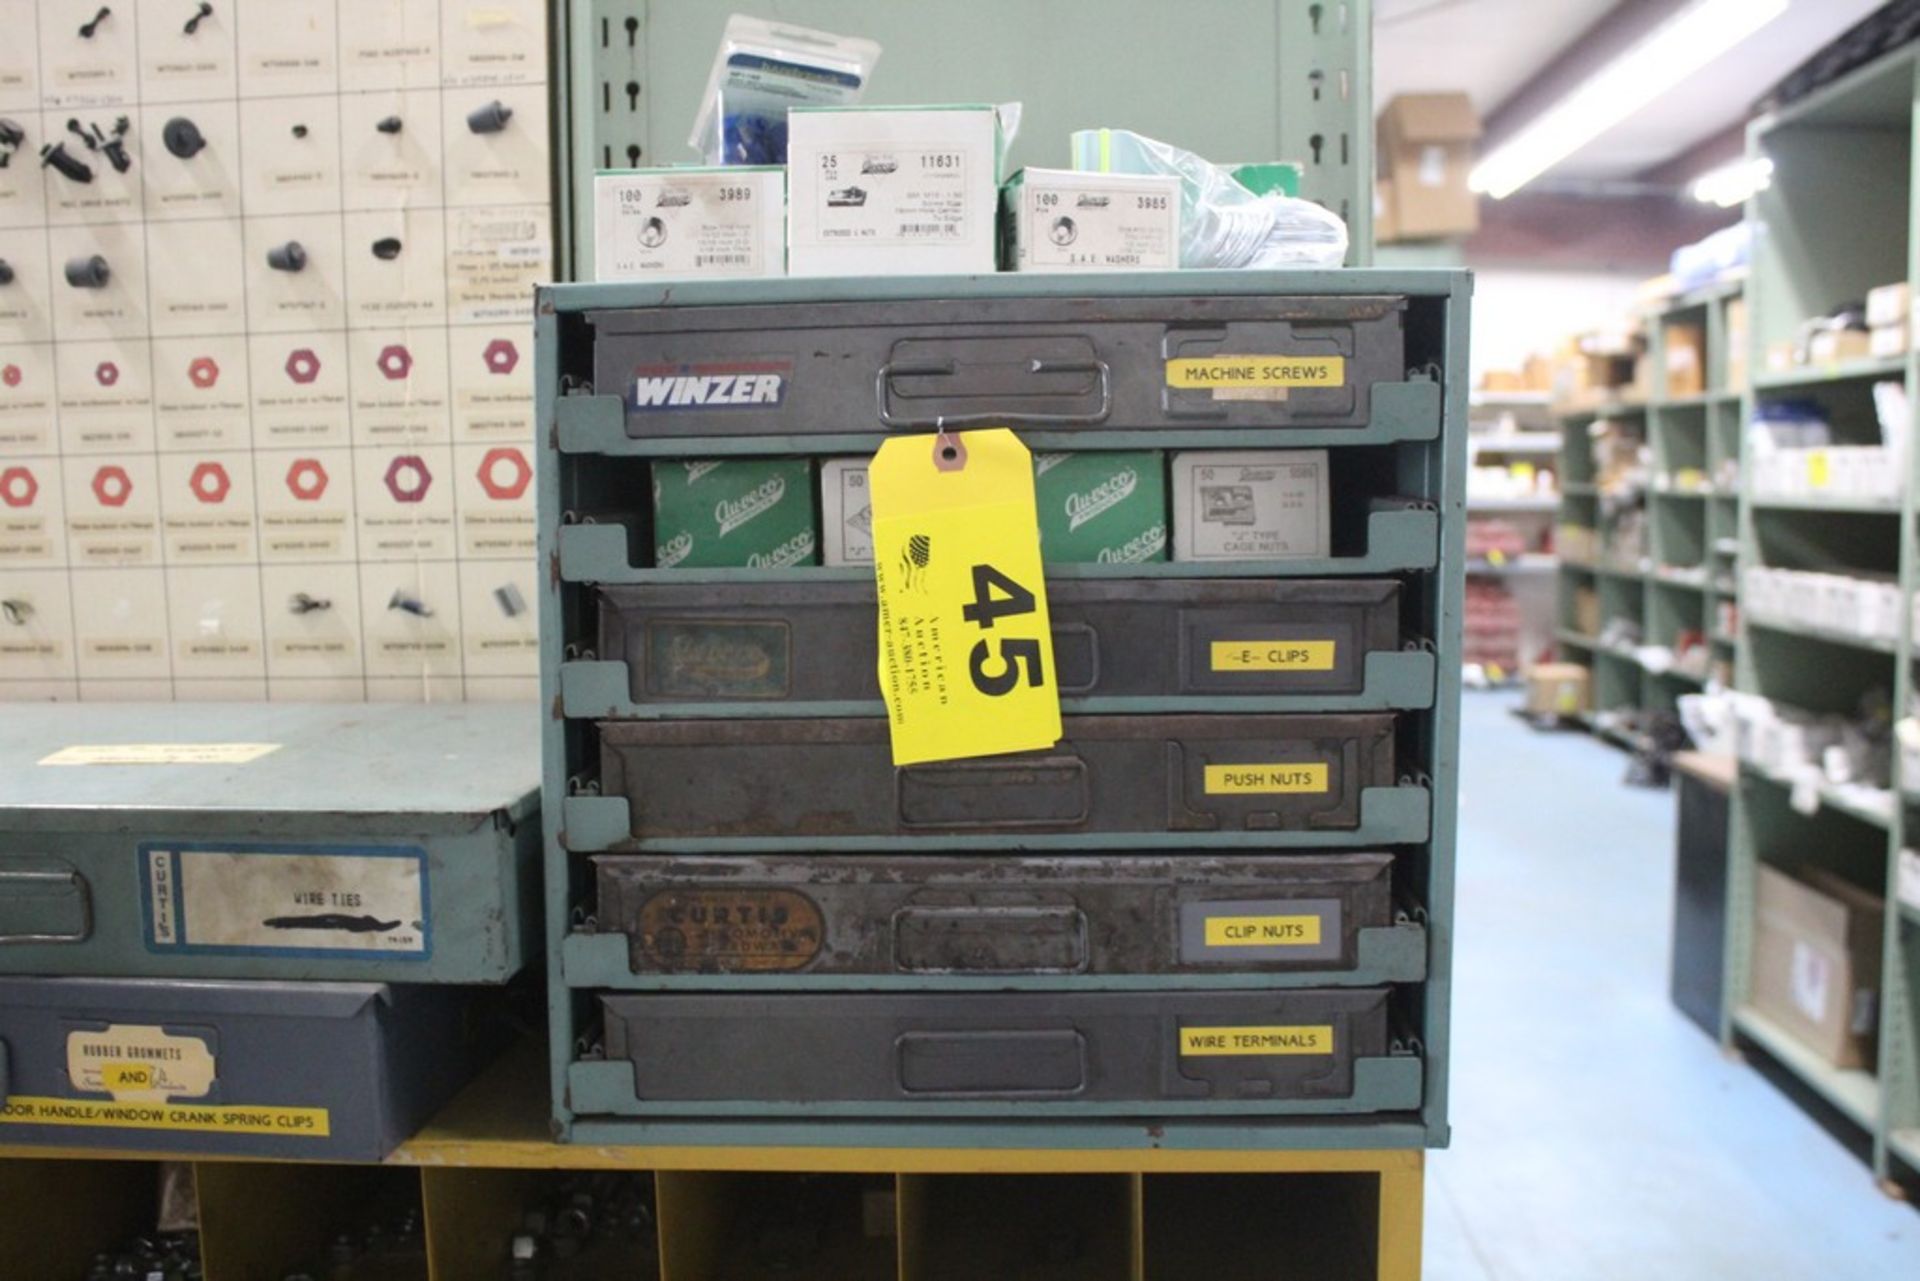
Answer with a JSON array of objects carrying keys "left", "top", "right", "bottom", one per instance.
[
  {"left": 1552, "top": 278, "right": 1744, "bottom": 746},
  {"left": 1717, "top": 45, "right": 1920, "bottom": 1192},
  {"left": 554, "top": 0, "right": 1374, "bottom": 278},
  {"left": 1467, "top": 390, "right": 1559, "bottom": 685}
]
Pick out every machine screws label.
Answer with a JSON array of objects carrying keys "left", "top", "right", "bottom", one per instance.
[{"left": 1164, "top": 356, "right": 1346, "bottom": 392}]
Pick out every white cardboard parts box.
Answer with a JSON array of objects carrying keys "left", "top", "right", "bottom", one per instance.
[
  {"left": 786, "top": 106, "right": 1003, "bottom": 276},
  {"left": 1171, "top": 450, "right": 1330, "bottom": 561},
  {"left": 819, "top": 457, "right": 875, "bottom": 566},
  {"left": 1003, "top": 168, "right": 1181, "bottom": 271},
  {"left": 594, "top": 167, "right": 786, "bottom": 281}
]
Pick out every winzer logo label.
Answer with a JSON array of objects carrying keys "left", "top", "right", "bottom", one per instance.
[{"left": 630, "top": 361, "right": 791, "bottom": 411}]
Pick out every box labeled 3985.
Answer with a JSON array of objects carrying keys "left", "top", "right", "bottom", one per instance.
[
  {"left": 593, "top": 167, "right": 785, "bottom": 281},
  {"left": 1003, "top": 168, "right": 1180, "bottom": 271}
]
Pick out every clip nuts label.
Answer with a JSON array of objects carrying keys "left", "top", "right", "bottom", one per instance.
[
  {"left": 869, "top": 428, "right": 1062, "bottom": 766},
  {"left": 1203, "top": 915, "right": 1324, "bottom": 947},
  {"left": 1210, "top": 640, "right": 1336, "bottom": 672},
  {"left": 1179, "top": 1025, "right": 1335, "bottom": 1056}
]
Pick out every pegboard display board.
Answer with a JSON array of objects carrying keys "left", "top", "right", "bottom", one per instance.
[{"left": 0, "top": 0, "right": 552, "bottom": 703}]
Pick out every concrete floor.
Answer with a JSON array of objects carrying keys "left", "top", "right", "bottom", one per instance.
[{"left": 1428, "top": 694, "right": 1918, "bottom": 1280}]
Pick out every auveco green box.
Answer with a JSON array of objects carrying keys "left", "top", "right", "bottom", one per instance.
[
  {"left": 650, "top": 458, "right": 818, "bottom": 569},
  {"left": 1033, "top": 450, "right": 1168, "bottom": 564}
]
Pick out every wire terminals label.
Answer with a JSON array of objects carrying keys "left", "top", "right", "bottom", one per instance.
[{"left": 1178, "top": 1025, "right": 1335, "bottom": 1056}]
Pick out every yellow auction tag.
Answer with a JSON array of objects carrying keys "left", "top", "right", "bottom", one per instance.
[{"left": 870, "top": 429, "right": 1062, "bottom": 766}]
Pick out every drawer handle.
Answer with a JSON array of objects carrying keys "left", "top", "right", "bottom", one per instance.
[
  {"left": 874, "top": 357, "right": 1113, "bottom": 429},
  {"left": 0, "top": 865, "right": 93, "bottom": 944}
]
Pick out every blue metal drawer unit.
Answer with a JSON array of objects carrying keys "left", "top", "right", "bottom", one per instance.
[
  {"left": 0, "top": 703, "right": 540, "bottom": 984},
  {"left": 0, "top": 976, "right": 493, "bottom": 1160}
]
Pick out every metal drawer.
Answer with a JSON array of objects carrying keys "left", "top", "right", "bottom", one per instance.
[
  {"left": 588, "top": 853, "right": 1398, "bottom": 980},
  {"left": 0, "top": 704, "right": 540, "bottom": 984},
  {"left": 591, "top": 989, "right": 1399, "bottom": 1115},
  {"left": 587, "top": 294, "right": 1408, "bottom": 439},
  {"left": 594, "top": 714, "right": 1397, "bottom": 842},
  {"left": 591, "top": 578, "right": 1408, "bottom": 712},
  {"left": 0, "top": 977, "right": 496, "bottom": 1160}
]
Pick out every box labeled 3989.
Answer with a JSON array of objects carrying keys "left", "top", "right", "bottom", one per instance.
[
  {"left": 593, "top": 167, "right": 785, "bottom": 281},
  {"left": 786, "top": 105, "right": 1003, "bottom": 275}
]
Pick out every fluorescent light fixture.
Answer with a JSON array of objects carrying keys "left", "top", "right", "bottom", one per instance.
[
  {"left": 1470, "top": 0, "right": 1789, "bottom": 199},
  {"left": 1690, "top": 156, "right": 1773, "bottom": 207}
]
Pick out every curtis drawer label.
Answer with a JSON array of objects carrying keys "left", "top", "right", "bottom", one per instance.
[
  {"left": 66, "top": 1024, "right": 215, "bottom": 1101},
  {"left": 1165, "top": 356, "right": 1346, "bottom": 389},
  {"left": 1210, "top": 640, "right": 1336, "bottom": 672},
  {"left": 1179, "top": 1025, "right": 1335, "bottom": 1056},
  {"left": 1203, "top": 763, "right": 1329, "bottom": 794},
  {"left": 646, "top": 620, "right": 790, "bottom": 698},
  {"left": 1203, "top": 914, "right": 1323, "bottom": 947},
  {"left": 638, "top": 889, "right": 824, "bottom": 971},
  {"left": 141, "top": 843, "right": 430, "bottom": 959},
  {"left": 0, "top": 1096, "right": 329, "bottom": 1137}
]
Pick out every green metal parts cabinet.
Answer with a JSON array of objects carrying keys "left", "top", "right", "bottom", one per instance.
[{"left": 536, "top": 269, "right": 1470, "bottom": 1150}]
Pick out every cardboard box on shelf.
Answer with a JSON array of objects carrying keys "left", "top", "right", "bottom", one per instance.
[
  {"left": 1376, "top": 93, "right": 1482, "bottom": 240},
  {"left": 818, "top": 457, "right": 873, "bottom": 566},
  {"left": 1525, "top": 663, "right": 1590, "bottom": 717},
  {"left": 1869, "top": 323, "right": 1909, "bottom": 359},
  {"left": 1556, "top": 523, "right": 1599, "bottom": 563},
  {"left": 650, "top": 458, "right": 817, "bottom": 569},
  {"left": 1764, "top": 339, "right": 1798, "bottom": 374},
  {"left": 1750, "top": 864, "right": 1883, "bottom": 1071},
  {"left": 1807, "top": 328, "right": 1872, "bottom": 366},
  {"left": 1033, "top": 450, "right": 1168, "bottom": 563},
  {"left": 592, "top": 167, "right": 786, "bottom": 281},
  {"left": 1002, "top": 169, "right": 1180, "bottom": 272},
  {"left": 1663, "top": 321, "right": 1706, "bottom": 398},
  {"left": 1374, "top": 177, "right": 1399, "bottom": 244},
  {"left": 1573, "top": 585, "right": 1601, "bottom": 637},
  {"left": 1865, "top": 281, "right": 1910, "bottom": 329},
  {"left": 1551, "top": 332, "right": 1642, "bottom": 409},
  {"left": 1169, "top": 450, "right": 1328, "bottom": 562},
  {"left": 786, "top": 105, "right": 1004, "bottom": 276},
  {"left": 1725, "top": 298, "right": 1749, "bottom": 392}
]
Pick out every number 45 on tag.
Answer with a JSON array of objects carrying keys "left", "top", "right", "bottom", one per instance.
[{"left": 869, "top": 428, "right": 1062, "bottom": 765}]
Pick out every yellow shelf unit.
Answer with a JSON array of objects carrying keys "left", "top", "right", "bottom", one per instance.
[{"left": 0, "top": 1046, "right": 1425, "bottom": 1281}]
